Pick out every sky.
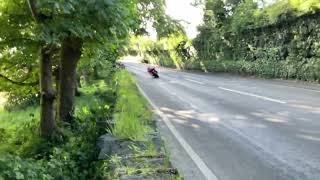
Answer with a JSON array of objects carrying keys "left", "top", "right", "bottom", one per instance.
[
  {"left": 162, "top": 0, "right": 275, "bottom": 39},
  {"left": 165, "top": 0, "right": 203, "bottom": 38}
]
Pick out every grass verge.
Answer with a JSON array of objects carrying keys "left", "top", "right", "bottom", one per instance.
[
  {"left": 0, "top": 70, "right": 180, "bottom": 179},
  {"left": 112, "top": 70, "right": 152, "bottom": 141},
  {"left": 99, "top": 70, "right": 181, "bottom": 179}
]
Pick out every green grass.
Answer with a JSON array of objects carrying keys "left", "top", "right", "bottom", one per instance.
[
  {"left": 87, "top": 71, "right": 180, "bottom": 179},
  {"left": 0, "top": 105, "right": 40, "bottom": 155},
  {"left": 0, "top": 80, "right": 114, "bottom": 156},
  {"left": 0, "top": 106, "right": 39, "bottom": 130},
  {"left": 0, "top": 79, "right": 116, "bottom": 179},
  {"left": 75, "top": 80, "right": 115, "bottom": 122},
  {"left": 0, "top": 71, "right": 169, "bottom": 179},
  {"left": 113, "top": 70, "right": 152, "bottom": 141}
]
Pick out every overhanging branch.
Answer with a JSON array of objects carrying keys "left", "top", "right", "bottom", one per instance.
[{"left": 0, "top": 73, "right": 38, "bottom": 86}]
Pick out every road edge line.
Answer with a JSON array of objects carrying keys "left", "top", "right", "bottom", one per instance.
[
  {"left": 184, "top": 78, "right": 205, "bottom": 85},
  {"left": 136, "top": 83, "right": 218, "bottom": 180}
]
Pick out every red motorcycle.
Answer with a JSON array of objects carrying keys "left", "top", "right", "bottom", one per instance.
[{"left": 147, "top": 67, "right": 159, "bottom": 78}]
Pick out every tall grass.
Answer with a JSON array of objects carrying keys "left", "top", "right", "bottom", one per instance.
[
  {"left": 0, "top": 106, "right": 40, "bottom": 155},
  {"left": 113, "top": 70, "right": 152, "bottom": 141},
  {"left": 75, "top": 80, "right": 115, "bottom": 122}
]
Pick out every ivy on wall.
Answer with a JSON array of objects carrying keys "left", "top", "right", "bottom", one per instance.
[{"left": 193, "top": 0, "right": 320, "bottom": 82}]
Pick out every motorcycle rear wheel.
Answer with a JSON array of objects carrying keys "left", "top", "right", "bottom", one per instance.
[{"left": 153, "top": 74, "right": 159, "bottom": 78}]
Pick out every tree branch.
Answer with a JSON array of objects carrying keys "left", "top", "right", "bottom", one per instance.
[
  {"left": 27, "top": 0, "right": 52, "bottom": 22},
  {"left": 0, "top": 73, "right": 38, "bottom": 86},
  {"left": 27, "top": 0, "right": 39, "bottom": 22},
  {"left": 0, "top": 37, "right": 38, "bottom": 46}
]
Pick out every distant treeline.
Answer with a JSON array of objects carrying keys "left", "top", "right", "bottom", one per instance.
[
  {"left": 132, "top": 0, "right": 320, "bottom": 82},
  {"left": 194, "top": 0, "right": 320, "bottom": 82}
]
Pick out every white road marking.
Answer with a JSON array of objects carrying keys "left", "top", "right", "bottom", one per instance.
[
  {"left": 219, "top": 87, "right": 287, "bottom": 104},
  {"left": 136, "top": 84, "right": 219, "bottom": 180},
  {"left": 184, "top": 75, "right": 203, "bottom": 80},
  {"left": 184, "top": 78, "right": 205, "bottom": 85},
  {"left": 169, "top": 80, "right": 178, "bottom": 84}
]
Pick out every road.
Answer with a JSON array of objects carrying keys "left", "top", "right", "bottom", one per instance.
[{"left": 124, "top": 61, "right": 320, "bottom": 180}]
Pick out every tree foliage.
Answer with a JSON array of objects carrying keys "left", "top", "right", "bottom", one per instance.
[
  {"left": 128, "top": 33, "right": 196, "bottom": 69},
  {"left": 0, "top": 0, "right": 180, "bottom": 143},
  {"left": 193, "top": 0, "right": 320, "bottom": 82},
  {"left": 0, "top": 0, "right": 174, "bottom": 178},
  {"left": 0, "top": 0, "right": 39, "bottom": 106}
]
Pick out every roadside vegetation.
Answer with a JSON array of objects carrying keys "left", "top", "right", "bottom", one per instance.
[
  {"left": 0, "top": 79, "right": 115, "bottom": 179},
  {"left": 96, "top": 70, "right": 180, "bottom": 179},
  {"left": 0, "top": 68, "right": 179, "bottom": 179},
  {"left": 130, "top": 0, "right": 320, "bottom": 83},
  {"left": 113, "top": 70, "right": 152, "bottom": 141},
  {"left": 128, "top": 34, "right": 195, "bottom": 70},
  {"left": 0, "top": 0, "right": 184, "bottom": 178}
]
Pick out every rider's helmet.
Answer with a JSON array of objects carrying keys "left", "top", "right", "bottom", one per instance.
[{"left": 147, "top": 66, "right": 154, "bottom": 72}]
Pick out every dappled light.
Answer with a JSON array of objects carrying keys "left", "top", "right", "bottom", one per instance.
[
  {"left": 251, "top": 112, "right": 288, "bottom": 123},
  {"left": 157, "top": 106, "right": 277, "bottom": 133},
  {"left": 297, "top": 134, "right": 320, "bottom": 142},
  {"left": 289, "top": 103, "right": 320, "bottom": 115},
  {"left": 234, "top": 114, "right": 248, "bottom": 120},
  {"left": 160, "top": 107, "right": 221, "bottom": 125},
  {"left": 0, "top": 93, "right": 6, "bottom": 107}
]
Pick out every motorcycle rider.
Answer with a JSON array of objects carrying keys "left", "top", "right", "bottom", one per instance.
[
  {"left": 147, "top": 66, "right": 159, "bottom": 78},
  {"left": 147, "top": 66, "right": 156, "bottom": 74}
]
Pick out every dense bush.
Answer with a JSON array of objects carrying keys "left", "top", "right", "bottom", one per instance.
[
  {"left": 0, "top": 80, "right": 116, "bottom": 179},
  {"left": 192, "top": 0, "right": 320, "bottom": 82}
]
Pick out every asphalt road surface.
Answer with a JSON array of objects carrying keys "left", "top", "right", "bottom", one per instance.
[{"left": 124, "top": 61, "right": 320, "bottom": 180}]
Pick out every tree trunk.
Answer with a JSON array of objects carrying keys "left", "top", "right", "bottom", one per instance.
[
  {"left": 75, "top": 73, "right": 81, "bottom": 97},
  {"left": 53, "top": 66, "right": 60, "bottom": 94},
  {"left": 58, "top": 38, "right": 83, "bottom": 122},
  {"left": 40, "top": 45, "right": 56, "bottom": 137},
  {"left": 77, "top": 74, "right": 81, "bottom": 88},
  {"left": 53, "top": 66, "right": 60, "bottom": 119}
]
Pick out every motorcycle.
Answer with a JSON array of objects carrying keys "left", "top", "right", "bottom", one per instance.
[{"left": 147, "top": 67, "right": 159, "bottom": 78}]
